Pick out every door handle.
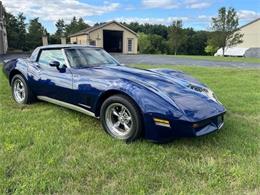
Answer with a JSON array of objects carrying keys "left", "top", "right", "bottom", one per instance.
[{"left": 34, "top": 64, "right": 41, "bottom": 72}]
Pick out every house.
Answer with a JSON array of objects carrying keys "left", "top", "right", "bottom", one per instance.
[
  {"left": 0, "top": 1, "right": 8, "bottom": 55},
  {"left": 215, "top": 18, "right": 260, "bottom": 58},
  {"left": 69, "top": 21, "right": 138, "bottom": 54}
]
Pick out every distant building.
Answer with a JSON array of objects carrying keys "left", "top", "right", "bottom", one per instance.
[
  {"left": 0, "top": 1, "right": 8, "bottom": 54},
  {"left": 215, "top": 18, "right": 260, "bottom": 58},
  {"left": 69, "top": 21, "right": 138, "bottom": 54},
  {"left": 237, "top": 18, "right": 260, "bottom": 48}
]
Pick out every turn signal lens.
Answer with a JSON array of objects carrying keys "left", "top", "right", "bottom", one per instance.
[{"left": 153, "top": 118, "right": 171, "bottom": 128}]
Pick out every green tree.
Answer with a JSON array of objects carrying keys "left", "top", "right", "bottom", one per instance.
[
  {"left": 205, "top": 45, "right": 218, "bottom": 56},
  {"left": 178, "top": 29, "right": 208, "bottom": 55},
  {"left": 65, "top": 16, "right": 78, "bottom": 36},
  {"left": 211, "top": 7, "right": 243, "bottom": 56},
  {"left": 50, "top": 19, "right": 66, "bottom": 44},
  {"left": 205, "top": 32, "right": 221, "bottom": 55},
  {"left": 125, "top": 22, "right": 208, "bottom": 55},
  {"left": 5, "top": 11, "right": 19, "bottom": 49},
  {"left": 123, "top": 22, "right": 169, "bottom": 39},
  {"left": 65, "top": 17, "right": 90, "bottom": 36},
  {"left": 77, "top": 18, "right": 89, "bottom": 30},
  {"left": 138, "top": 33, "right": 150, "bottom": 53},
  {"left": 138, "top": 33, "right": 168, "bottom": 54},
  {"left": 168, "top": 20, "right": 185, "bottom": 55},
  {"left": 26, "top": 18, "right": 45, "bottom": 50},
  {"left": 55, "top": 19, "right": 65, "bottom": 37},
  {"left": 4, "top": 11, "right": 27, "bottom": 51},
  {"left": 16, "top": 13, "right": 27, "bottom": 50}
]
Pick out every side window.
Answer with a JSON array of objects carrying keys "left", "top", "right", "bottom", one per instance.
[
  {"left": 38, "top": 49, "right": 66, "bottom": 67},
  {"left": 30, "top": 48, "right": 40, "bottom": 61}
]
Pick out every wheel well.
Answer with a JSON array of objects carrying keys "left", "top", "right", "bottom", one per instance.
[
  {"left": 9, "top": 70, "right": 23, "bottom": 85},
  {"left": 95, "top": 90, "right": 143, "bottom": 118}
]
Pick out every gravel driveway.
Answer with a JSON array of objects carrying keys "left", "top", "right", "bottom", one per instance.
[
  {"left": 112, "top": 54, "right": 260, "bottom": 68},
  {"left": 1, "top": 53, "right": 260, "bottom": 68}
]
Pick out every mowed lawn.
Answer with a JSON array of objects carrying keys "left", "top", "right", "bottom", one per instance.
[{"left": 0, "top": 64, "right": 260, "bottom": 194}]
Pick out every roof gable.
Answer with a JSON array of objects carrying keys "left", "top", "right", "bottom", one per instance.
[
  {"left": 239, "top": 18, "right": 260, "bottom": 30},
  {"left": 69, "top": 21, "right": 138, "bottom": 37}
]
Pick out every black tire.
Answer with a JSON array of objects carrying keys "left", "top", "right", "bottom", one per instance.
[
  {"left": 100, "top": 94, "right": 143, "bottom": 142},
  {"left": 11, "top": 74, "right": 35, "bottom": 104}
]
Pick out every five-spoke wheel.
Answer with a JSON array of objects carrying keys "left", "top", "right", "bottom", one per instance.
[
  {"left": 13, "top": 78, "right": 26, "bottom": 103},
  {"left": 101, "top": 94, "right": 142, "bottom": 141},
  {"left": 11, "top": 74, "right": 34, "bottom": 104}
]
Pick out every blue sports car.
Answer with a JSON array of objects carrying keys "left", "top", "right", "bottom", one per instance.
[{"left": 3, "top": 45, "right": 225, "bottom": 142}]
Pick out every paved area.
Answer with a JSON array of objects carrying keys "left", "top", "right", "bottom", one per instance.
[
  {"left": 1, "top": 53, "right": 260, "bottom": 68},
  {"left": 112, "top": 54, "right": 260, "bottom": 68}
]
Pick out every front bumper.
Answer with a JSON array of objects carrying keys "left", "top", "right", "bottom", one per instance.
[{"left": 144, "top": 113, "right": 225, "bottom": 142}]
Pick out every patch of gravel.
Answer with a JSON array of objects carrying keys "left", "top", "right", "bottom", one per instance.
[{"left": 112, "top": 54, "right": 260, "bottom": 68}]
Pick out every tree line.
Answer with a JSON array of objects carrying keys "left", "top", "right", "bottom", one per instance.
[
  {"left": 5, "top": 7, "right": 242, "bottom": 55},
  {"left": 5, "top": 10, "right": 90, "bottom": 51}
]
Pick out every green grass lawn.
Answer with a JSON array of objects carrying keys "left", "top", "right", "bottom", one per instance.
[
  {"left": 174, "top": 55, "right": 260, "bottom": 64},
  {"left": 0, "top": 65, "right": 259, "bottom": 194}
]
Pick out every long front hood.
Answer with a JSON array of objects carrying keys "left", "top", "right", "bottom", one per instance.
[{"left": 79, "top": 65, "right": 226, "bottom": 121}]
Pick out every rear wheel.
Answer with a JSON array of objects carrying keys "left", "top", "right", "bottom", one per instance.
[
  {"left": 100, "top": 95, "right": 142, "bottom": 142},
  {"left": 11, "top": 74, "right": 34, "bottom": 104}
]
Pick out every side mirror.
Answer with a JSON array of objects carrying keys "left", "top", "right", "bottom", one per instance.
[{"left": 49, "top": 61, "right": 60, "bottom": 67}]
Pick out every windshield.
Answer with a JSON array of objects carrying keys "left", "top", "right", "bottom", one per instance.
[{"left": 65, "top": 48, "right": 119, "bottom": 68}]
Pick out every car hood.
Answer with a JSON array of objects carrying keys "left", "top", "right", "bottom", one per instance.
[{"left": 78, "top": 65, "right": 225, "bottom": 121}]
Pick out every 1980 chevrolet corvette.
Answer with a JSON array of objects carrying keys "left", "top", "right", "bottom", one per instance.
[{"left": 3, "top": 45, "right": 225, "bottom": 142}]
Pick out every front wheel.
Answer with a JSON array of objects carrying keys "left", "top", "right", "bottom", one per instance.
[
  {"left": 11, "top": 74, "right": 34, "bottom": 104},
  {"left": 100, "top": 95, "right": 143, "bottom": 142}
]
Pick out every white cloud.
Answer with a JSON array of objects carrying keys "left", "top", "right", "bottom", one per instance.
[
  {"left": 238, "top": 10, "right": 260, "bottom": 21},
  {"left": 114, "top": 16, "right": 189, "bottom": 25},
  {"left": 197, "top": 15, "right": 213, "bottom": 21},
  {"left": 184, "top": 0, "right": 211, "bottom": 9},
  {"left": 142, "top": 0, "right": 211, "bottom": 9},
  {"left": 1, "top": 0, "right": 120, "bottom": 22},
  {"left": 142, "top": 0, "right": 179, "bottom": 9},
  {"left": 198, "top": 15, "right": 208, "bottom": 19},
  {"left": 197, "top": 10, "right": 260, "bottom": 25}
]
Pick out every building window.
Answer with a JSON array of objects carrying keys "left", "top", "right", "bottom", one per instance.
[
  {"left": 89, "top": 40, "right": 96, "bottom": 46},
  {"left": 128, "top": 39, "right": 133, "bottom": 52}
]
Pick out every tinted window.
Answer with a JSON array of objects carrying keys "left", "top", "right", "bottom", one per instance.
[
  {"left": 65, "top": 48, "right": 118, "bottom": 68},
  {"left": 38, "top": 49, "right": 66, "bottom": 67}
]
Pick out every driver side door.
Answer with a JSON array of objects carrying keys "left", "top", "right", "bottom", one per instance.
[{"left": 29, "top": 49, "right": 74, "bottom": 103}]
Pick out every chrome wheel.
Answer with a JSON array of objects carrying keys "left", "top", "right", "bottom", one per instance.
[
  {"left": 105, "top": 103, "right": 133, "bottom": 139},
  {"left": 13, "top": 79, "right": 26, "bottom": 103}
]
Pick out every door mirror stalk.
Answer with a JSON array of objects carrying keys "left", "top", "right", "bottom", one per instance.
[
  {"left": 58, "top": 64, "right": 67, "bottom": 73},
  {"left": 49, "top": 61, "right": 67, "bottom": 72},
  {"left": 49, "top": 61, "right": 60, "bottom": 67}
]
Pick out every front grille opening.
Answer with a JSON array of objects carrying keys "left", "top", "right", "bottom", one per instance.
[
  {"left": 188, "top": 84, "right": 207, "bottom": 93},
  {"left": 192, "top": 119, "right": 212, "bottom": 131}
]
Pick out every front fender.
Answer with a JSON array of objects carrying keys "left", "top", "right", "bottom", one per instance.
[
  {"left": 95, "top": 79, "right": 183, "bottom": 119},
  {"left": 95, "top": 79, "right": 185, "bottom": 142}
]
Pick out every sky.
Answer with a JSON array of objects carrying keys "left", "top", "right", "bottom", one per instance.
[{"left": 2, "top": 0, "right": 260, "bottom": 33}]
